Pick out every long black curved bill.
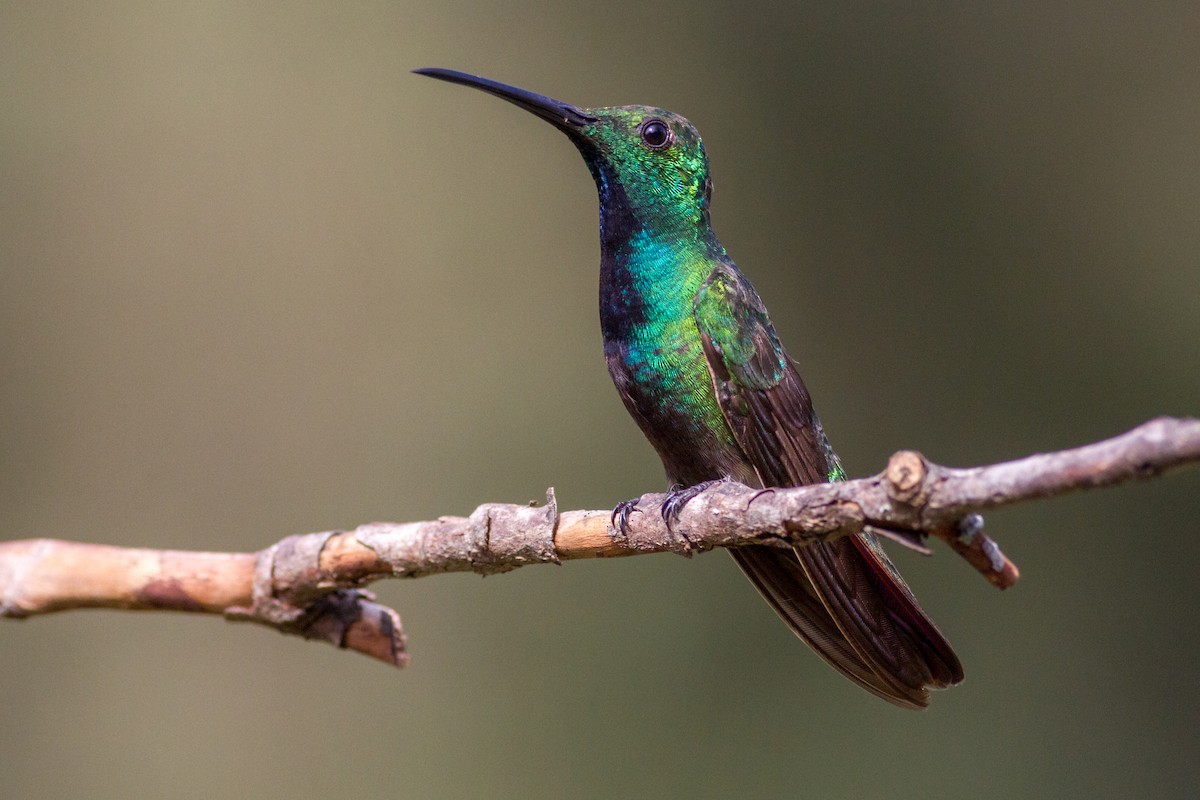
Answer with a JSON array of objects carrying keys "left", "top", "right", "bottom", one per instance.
[{"left": 413, "top": 68, "right": 596, "bottom": 130}]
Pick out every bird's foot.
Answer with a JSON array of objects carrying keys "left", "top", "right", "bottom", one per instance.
[
  {"left": 661, "top": 478, "right": 728, "bottom": 536},
  {"left": 610, "top": 497, "right": 641, "bottom": 534},
  {"left": 611, "top": 479, "right": 728, "bottom": 552}
]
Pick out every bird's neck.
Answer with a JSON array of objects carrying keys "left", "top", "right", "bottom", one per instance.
[{"left": 588, "top": 164, "right": 722, "bottom": 343}]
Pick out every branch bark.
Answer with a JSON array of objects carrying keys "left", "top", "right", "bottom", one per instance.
[{"left": 2, "top": 417, "right": 1197, "bottom": 667}]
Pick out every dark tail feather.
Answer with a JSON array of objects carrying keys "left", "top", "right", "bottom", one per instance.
[
  {"left": 731, "top": 539, "right": 962, "bottom": 709},
  {"left": 847, "top": 533, "right": 963, "bottom": 688}
]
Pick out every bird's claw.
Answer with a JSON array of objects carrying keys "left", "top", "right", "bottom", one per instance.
[
  {"left": 613, "top": 479, "right": 727, "bottom": 551},
  {"left": 611, "top": 498, "right": 641, "bottom": 534},
  {"left": 661, "top": 478, "right": 727, "bottom": 532}
]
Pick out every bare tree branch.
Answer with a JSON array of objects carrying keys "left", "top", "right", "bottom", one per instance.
[{"left": 2, "top": 417, "right": 1197, "bottom": 667}]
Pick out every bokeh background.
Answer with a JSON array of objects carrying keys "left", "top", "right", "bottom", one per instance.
[{"left": 2, "top": 3, "right": 1197, "bottom": 798}]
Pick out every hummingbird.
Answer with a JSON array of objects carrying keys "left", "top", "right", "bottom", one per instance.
[{"left": 415, "top": 68, "right": 963, "bottom": 707}]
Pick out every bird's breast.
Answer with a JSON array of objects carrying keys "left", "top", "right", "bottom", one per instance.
[
  {"left": 598, "top": 232, "right": 746, "bottom": 481},
  {"left": 603, "top": 318, "right": 744, "bottom": 484}
]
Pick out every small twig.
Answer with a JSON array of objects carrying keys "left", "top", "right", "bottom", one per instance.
[{"left": 1, "top": 417, "right": 1197, "bottom": 666}]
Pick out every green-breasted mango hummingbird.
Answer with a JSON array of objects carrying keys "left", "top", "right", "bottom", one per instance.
[{"left": 416, "top": 68, "right": 963, "bottom": 707}]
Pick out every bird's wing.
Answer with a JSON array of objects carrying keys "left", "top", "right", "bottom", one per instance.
[{"left": 693, "top": 262, "right": 963, "bottom": 708}]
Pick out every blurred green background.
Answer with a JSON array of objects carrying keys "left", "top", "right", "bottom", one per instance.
[{"left": 2, "top": 2, "right": 1197, "bottom": 798}]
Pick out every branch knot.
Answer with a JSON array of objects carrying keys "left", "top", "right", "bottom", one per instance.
[{"left": 886, "top": 450, "right": 929, "bottom": 505}]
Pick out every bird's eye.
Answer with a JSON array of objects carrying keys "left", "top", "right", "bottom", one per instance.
[{"left": 639, "top": 119, "right": 672, "bottom": 149}]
